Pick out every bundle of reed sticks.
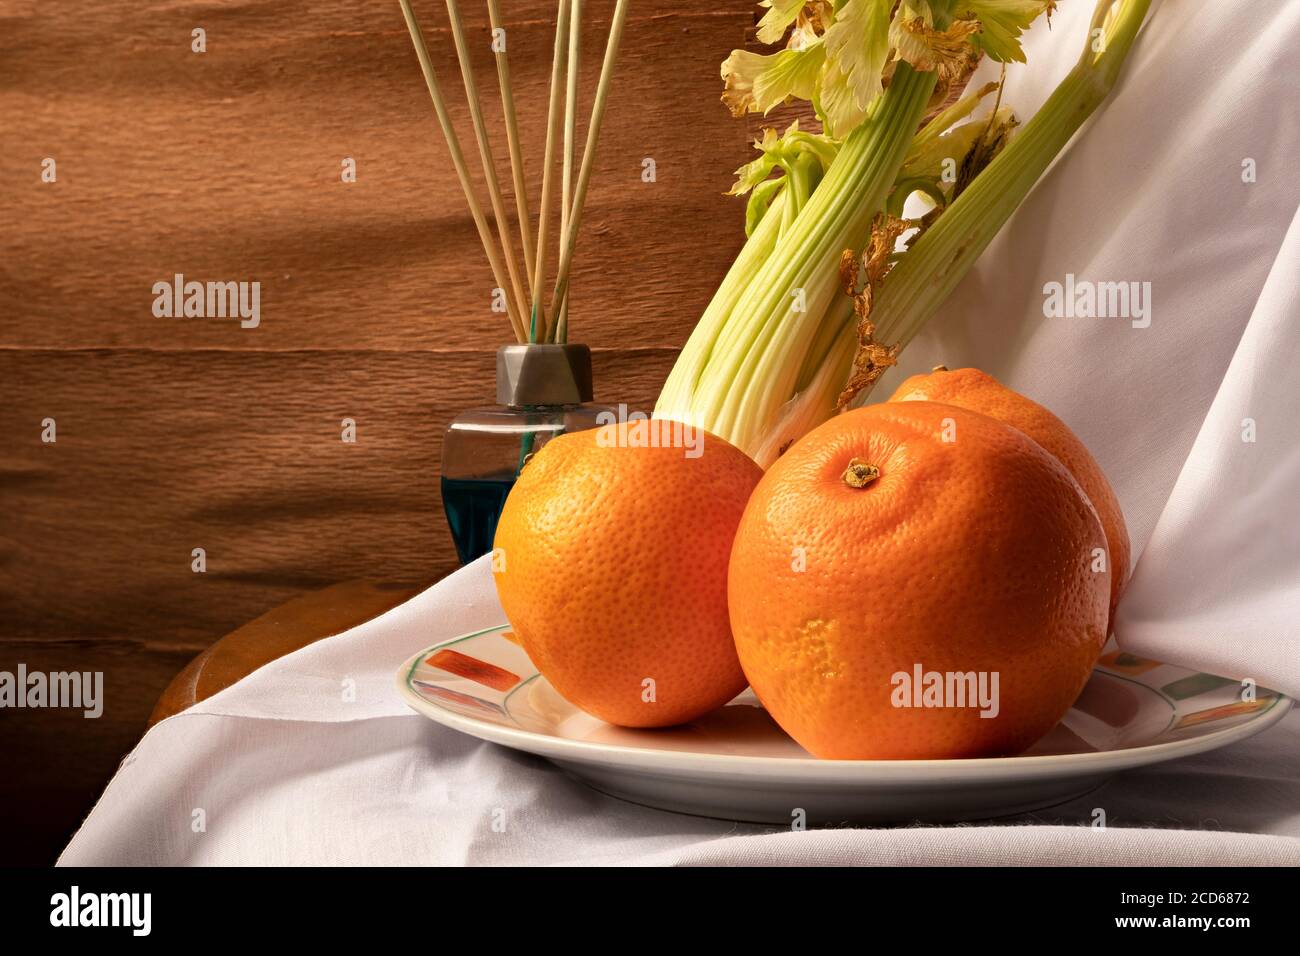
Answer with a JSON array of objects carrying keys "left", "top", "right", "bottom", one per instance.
[{"left": 397, "top": 0, "right": 630, "bottom": 344}]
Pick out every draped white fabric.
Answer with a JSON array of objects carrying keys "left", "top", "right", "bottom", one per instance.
[{"left": 60, "top": 0, "right": 1300, "bottom": 865}]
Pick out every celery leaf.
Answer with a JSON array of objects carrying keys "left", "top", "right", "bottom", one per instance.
[
  {"left": 958, "top": 0, "right": 1056, "bottom": 63},
  {"left": 819, "top": 0, "right": 892, "bottom": 137},
  {"left": 755, "top": 0, "right": 809, "bottom": 45},
  {"left": 721, "top": 45, "right": 827, "bottom": 116}
]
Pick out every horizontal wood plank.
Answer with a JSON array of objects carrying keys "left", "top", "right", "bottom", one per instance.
[
  {"left": 0, "top": 346, "right": 675, "bottom": 642},
  {"left": 0, "top": 0, "right": 755, "bottom": 353}
]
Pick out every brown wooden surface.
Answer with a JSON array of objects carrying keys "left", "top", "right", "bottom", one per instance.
[
  {"left": 149, "top": 580, "right": 420, "bottom": 725},
  {"left": 0, "top": 0, "right": 764, "bottom": 864}
]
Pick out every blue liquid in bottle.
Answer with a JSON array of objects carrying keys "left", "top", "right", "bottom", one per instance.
[{"left": 440, "top": 474, "right": 516, "bottom": 565}]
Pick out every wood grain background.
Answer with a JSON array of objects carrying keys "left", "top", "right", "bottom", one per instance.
[{"left": 0, "top": 0, "right": 768, "bottom": 864}]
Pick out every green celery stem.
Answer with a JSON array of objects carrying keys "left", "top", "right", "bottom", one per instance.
[
  {"left": 869, "top": 0, "right": 1152, "bottom": 360},
  {"left": 712, "top": 64, "right": 938, "bottom": 452},
  {"left": 516, "top": 427, "right": 536, "bottom": 476}
]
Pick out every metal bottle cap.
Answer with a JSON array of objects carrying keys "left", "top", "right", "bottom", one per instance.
[{"left": 496, "top": 344, "right": 594, "bottom": 406}]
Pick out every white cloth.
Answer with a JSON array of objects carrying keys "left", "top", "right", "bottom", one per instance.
[
  {"left": 1115, "top": 207, "right": 1300, "bottom": 697},
  {"left": 56, "top": 555, "right": 1300, "bottom": 866},
  {"left": 61, "top": 0, "right": 1300, "bottom": 865}
]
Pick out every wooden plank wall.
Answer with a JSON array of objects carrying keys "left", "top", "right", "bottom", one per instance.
[{"left": 0, "top": 0, "right": 763, "bottom": 863}]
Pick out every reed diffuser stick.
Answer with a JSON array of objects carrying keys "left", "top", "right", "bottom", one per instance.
[
  {"left": 555, "top": 0, "right": 582, "bottom": 339},
  {"left": 485, "top": 0, "right": 535, "bottom": 291},
  {"left": 397, "top": 0, "right": 527, "bottom": 342},
  {"left": 443, "top": 0, "right": 531, "bottom": 324},
  {"left": 529, "top": 0, "right": 572, "bottom": 340},
  {"left": 549, "top": 0, "right": 629, "bottom": 343}
]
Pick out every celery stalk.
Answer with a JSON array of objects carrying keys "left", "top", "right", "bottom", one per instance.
[
  {"left": 857, "top": 0, "right": 1152, "bottom": 399},
  {"left": 714, "top": 64, "right": 937, "bottom": 455},
  {"left": 657, "top": 0, "right": 1152, "bottom": 466},
  {"left": 657, "top": 64, "right": 936, "bottom": 454}
]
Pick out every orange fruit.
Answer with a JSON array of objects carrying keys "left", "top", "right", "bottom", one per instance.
[
  {"left": 728, "top": 402, "right": 1110, "bottom": 759},
  {"left": 493, "top": 419, "right": 761, "bottom": 728},
  {"left": 888, "top": 367, "right": 1130, "bottom": 631}
]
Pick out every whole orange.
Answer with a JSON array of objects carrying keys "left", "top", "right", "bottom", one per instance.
[
  {"left": 493, "top": 419, "right": 760, "bottom": 728},
  {"left": 728, "top": 402, "right": 1110, "bottom": 759},
  {"left": 888, "top": 367, "right": 1130, "bottom": 631}
]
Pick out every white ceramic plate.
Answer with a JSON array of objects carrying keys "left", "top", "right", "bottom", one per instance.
[{"left": 397, "top": 624, "right": 1292, "bottom": 824}]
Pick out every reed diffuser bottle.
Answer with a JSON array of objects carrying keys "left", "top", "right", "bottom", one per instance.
[
  {"left": 441, "top": 344, "right": 611, "bottom": 565},
  {"left": 397, "top": 0, "right": 631, "bottom": 564}
]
